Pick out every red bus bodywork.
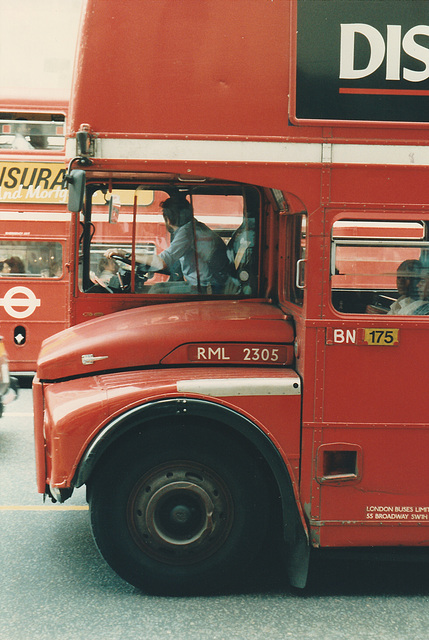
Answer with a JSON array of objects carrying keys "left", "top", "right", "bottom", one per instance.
[{"left": 33, "top": 0, "right": 429, "bottom": 594}]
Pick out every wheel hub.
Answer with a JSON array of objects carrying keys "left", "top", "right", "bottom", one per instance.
[
  {"left": 128, "top": 462, "right": 233, "bottom": 565},
  {"left": 147, "top": 481, "right": 214, "bottom": 545}
]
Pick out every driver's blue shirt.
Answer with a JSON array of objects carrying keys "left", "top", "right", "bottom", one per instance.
[{"left": 160, "top": 220, "right": 231, "bottom": 288}]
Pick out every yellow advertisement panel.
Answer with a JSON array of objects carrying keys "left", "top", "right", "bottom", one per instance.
[
  {"left": 0, "top": 162, "right": 67, "bottom": 204},
  {"left": 0, "top": 162, "right": 155, "bottom": 207},
  {"left": 92, "top": 189, "right": 154, "bottom": 206}
]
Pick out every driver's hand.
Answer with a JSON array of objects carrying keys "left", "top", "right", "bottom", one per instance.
[{"left": 105, "top": 248, "right": 126, "bottom": 259}]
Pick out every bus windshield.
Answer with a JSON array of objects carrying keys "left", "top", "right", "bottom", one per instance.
[{"left": 81, "top": 183, "right": 260, "bottom": 297}]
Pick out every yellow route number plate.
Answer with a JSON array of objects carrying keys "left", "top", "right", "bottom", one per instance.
[{"left": 363, "top": 328, "right": 399, "bottom": 346}]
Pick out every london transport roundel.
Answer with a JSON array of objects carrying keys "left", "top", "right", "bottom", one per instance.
[{"left": 0, "top": 286, "right": 41, "bottom": 319}]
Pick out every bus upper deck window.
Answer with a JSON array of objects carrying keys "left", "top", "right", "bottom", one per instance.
[{"left": 0, "top": 113, "right": 65, "bottom": 151}]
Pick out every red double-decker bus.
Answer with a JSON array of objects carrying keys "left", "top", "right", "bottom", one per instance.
[
  {"left": 33, "top": 0, "right": 429, "bottom": 595},
  {"left": 0, "top": 103, "right": 71, "bottom": 374}
]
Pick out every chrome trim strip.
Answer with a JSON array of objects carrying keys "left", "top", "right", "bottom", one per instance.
[{"left": 176, "top": 377, "right": 301, "bottom": 397}]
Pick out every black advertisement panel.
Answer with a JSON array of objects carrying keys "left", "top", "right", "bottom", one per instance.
[{"left": 295, "top": 0, "right": 429, "bottom": 123}]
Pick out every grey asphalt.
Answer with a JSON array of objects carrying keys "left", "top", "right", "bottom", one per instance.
[{"left": 1, "top": 386, "right": 429, "bottom": 640}]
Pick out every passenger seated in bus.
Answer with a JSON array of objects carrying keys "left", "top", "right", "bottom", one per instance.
[
  {"left": 97, "top": 257, "right": 119, "bottom": 285},
  {"left": 106, "top": 195, "right": 234, "bottom": 293},
  {"left": 11, "top": 120, "right": 34, "bottom": 150},
  {"left": 30, "top": 127, "right": 48, "bottom": 150},
  {"left": 88, "top": 257, "right": 119, "bottom": 290},
  {"left": 2, "top": 256, "right": 25, "bottom": 274},
  {"left": 413, "top": 269, "right": 429, "bottom": 315},
  {"left": 50, "top": 262, "right": 62, "bottom": 277},
  {"left": 387, "top": 259, "right": 423, "bottom": 315}
]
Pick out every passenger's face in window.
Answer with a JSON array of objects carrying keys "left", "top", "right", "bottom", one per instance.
[
  {"left": 418, "top": 276, "right": 429, "bottom": 300},
  {"left": 396, "top": 275, "right": 409, "bottom": 297}
]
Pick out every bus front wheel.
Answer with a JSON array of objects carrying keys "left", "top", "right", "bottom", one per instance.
[{"left": 88, "top": 425, "right": 270, "bottom": 594}]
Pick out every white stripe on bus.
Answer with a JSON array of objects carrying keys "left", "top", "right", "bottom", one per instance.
[{"left": 67, "top": 138, "right": 429, "bottom": 166}]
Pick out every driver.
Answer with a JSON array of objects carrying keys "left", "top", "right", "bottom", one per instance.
[{"left": 106, "top": 195, "right": 233, "bottom": 293}]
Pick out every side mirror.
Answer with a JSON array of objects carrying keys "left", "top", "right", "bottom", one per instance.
[
  {"left": 108, "top": 197, "right": 115, "bottom": 223},
  {"left": 108, "top": 195, "right": 120, "bottom": 223},
  {"left": 67, "top": 169, "right": 86, "bottom": 212}
]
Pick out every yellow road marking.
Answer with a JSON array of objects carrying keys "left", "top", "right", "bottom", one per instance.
[
  {"left": 0, "top": 505, "right": 89, "bottom": 511},
  {"left": 4, "top": 412, "right": 34, "bottom": 417}
]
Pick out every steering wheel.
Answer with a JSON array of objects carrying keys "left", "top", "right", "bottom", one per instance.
[
  {"left": 109, "top": 253, "right": 151, "bottom": 291},
  {"left": 110, "top": 252, "right": 132, "bottom": 265}
]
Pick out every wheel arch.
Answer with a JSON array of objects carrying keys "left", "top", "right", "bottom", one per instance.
[{"left": 74, "top": 396, "right": 310, "bottom": 587}]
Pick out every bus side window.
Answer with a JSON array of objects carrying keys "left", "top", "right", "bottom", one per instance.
[
  {"left": 0, "top": 241, "right": 63, "bottom": 277},
  {"left": 331, "top": 220, "right": 429, "bottom": 315}
]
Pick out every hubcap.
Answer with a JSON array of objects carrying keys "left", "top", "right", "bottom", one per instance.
[{"left": 128, "top": 462, "right": 233, "bottom": 565}]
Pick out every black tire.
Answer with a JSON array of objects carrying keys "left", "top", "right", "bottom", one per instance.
[{"left": 88, "top": 422, "right": 270, "bottom": 594}]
